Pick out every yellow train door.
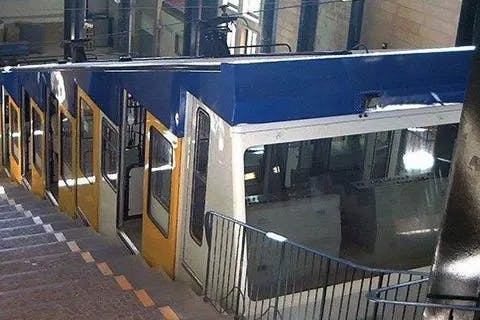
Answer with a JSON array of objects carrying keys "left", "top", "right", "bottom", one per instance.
[
  {"left": 76, "top": 87, "right": 100, "bottom": 230},
  {"left": 142, "top": 112, "right": 182, "bottom": 279},
  {"left": 58, "top": 105, "right": 77, "bottom": 216},
  {"left": 9, "top": 99, "right": 22, "bottom": 184},
  {"left": 30, "top": 99, "right": 46, "bottom": 197}
]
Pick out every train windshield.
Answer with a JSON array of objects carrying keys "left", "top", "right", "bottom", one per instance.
[{"left": 244, "top": 123, "right": 457, "bottom": 269}]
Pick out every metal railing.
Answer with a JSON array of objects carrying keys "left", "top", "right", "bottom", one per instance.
[
  {"left": 369, "top": 278, "right": 480, "bottom": 319},
  {"left": 203, "top": 211, "right": 429, "bottom": 320}
]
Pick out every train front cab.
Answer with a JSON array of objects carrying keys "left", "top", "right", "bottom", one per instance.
[{"left": 174, "top": 96, "right": 464, "bottom": 315}]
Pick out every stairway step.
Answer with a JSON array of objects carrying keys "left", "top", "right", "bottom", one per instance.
[
  {"left": 0, "top": 279, "right": 157, "bottom": 318},
  {"left": 0, "top": 216, "right": 38, "bottom": 229},
  {"left": 75, "top": 237, "right": 130, "bottom": 255},
  {"left": 98, "top": 255, "right": 225, "bottom": 319},
  {"left": 0, "top": 232, "right": 60, "bottom": 250},
  {"left": 60, "top": 227, "right": 99, "bottom": 241},
  {"left": 0, "top": 252, "right": 76, "bottom": 275},
  {"left": 0, "top": 260, "right": 103, "bottom": 292},
  {"left": 0, "top": 224, "right": 46, "bottom": 238},
  {"left": 0, "top": 242, "right": 69, "bottom": 262},
  {"left": 0, "top": 210, "right": 24, "bottom": 220},
  {"left": 5, "top": 306, "right": 167, "bottom": 320},
  {"left": 49, "top": 220, "right": 86, "bottom": 231}
]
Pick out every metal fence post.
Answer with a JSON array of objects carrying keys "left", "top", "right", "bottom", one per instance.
[
  {"left": 372, "top": 274, "right": 385, "bottom": 320},
  {"left": 273, "top": 242, "right": 287, "bottom": 320},
  {"left": 204, "top": 212, "right": 213, "bottom": 302},
  {"left": 234, "top": 227, "right": 247, "bottom": 319}
]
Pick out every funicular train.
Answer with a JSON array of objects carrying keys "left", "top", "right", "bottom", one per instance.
[{"left": 0, "top": 47, "right": 474, "bottom": 318}]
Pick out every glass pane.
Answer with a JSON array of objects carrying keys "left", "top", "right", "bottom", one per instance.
[
  {"left": 80, "top": 100, "right": 94, "bottom": 183},
  {"left": 101, "top": 120, "right": 119, "bottom": 190},
  {"left": 10, "top": 106, "right": 20, "bottom": 163},
  {"left": 245, "top": 0, "right": 260, "bottom": 12},
  {"left": 149, "top": 128, "right": 173, "bottom": 236},
  {"left": 32, "top": 108, "right": 43, "bottom": 172},
  {"left": 371, "top": 131, "right": 393, "bottom": 179},
  {"left": 245, "top": 124, "right": 457, "bottom": 271},
  {"left": 60, "top": 114, "right": 74, "bottom": 187},
  {"left": 189, "top": 109, "right": 210, "bottom": 245}
]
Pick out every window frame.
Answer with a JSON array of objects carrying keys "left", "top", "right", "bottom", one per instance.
[
  {"left": 189, "top": 108, "right": 211, "bottom": 246},
  {"left": 101, "top": 118, "right": 119, "bottom": 192},
  {"left": 32, "top": 105, "right": 43, "bottom": 173},
  {"left": 60, "top": 110, "right": 74, "bottom": 188},
  {"left": 79, "top": 99, "right": 95, "bottom": 184},
  {"left": 147, "top": 126, "right": 174, "bottom": 238},
  {"left": 10, "top": 104, "right": 20, "bottom": 164}
]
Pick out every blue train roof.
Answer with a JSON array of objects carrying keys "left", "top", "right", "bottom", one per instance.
[{"left": 1, "top": 47, "right": 475, "bottom": 137}]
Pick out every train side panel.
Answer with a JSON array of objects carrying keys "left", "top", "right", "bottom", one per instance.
[
  {"left": 76, "top": 86, "right": 101, "bottom": 230},
  {"left": 142, "top": 111, "right": 182, "bottom": 278},
  {"left": 30, "top": 98, "right": 46, "bottom": 197}
]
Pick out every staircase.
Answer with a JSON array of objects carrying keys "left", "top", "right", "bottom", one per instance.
[{"left": 0, "top": 176, "right": 228, "bottom": 320}]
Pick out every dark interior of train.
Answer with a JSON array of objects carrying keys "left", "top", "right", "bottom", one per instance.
[
  {"left": 118, "top": 93, "right": 146, "bottom": 251},
  {"left": 245, "top": 124, "right": 457, "bottom": 268},
  {"left": 46, "top": 94, "right": 59, "bottom": 201},
  {"left": 22, "top": 89, "right": 31, "bottom": 186},
  {"left": 243, "top": 123, "right": 458, "bottom": 297}
]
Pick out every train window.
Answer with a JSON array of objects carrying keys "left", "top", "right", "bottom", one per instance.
[
  {"left": 32, "top": 107, "right": 43, "bottom": 173},
  {"left": 79, "top": 100, "right": 94, "bottom": 183},
  {"left": 60, "top": 113, "right": 74, "bottom": 187},
  {"left": 189, "top": 109, "right": 210, "bottom": 245},
  {"left": 243, "top": 124, "right": 458, "bottom": 274},
  {"left": 101, "top": 119, "right": 119, "bottom": 191},
  {"left": 10, "top": 106, "right": 20, "bottom": 163},
  {"left": 148, "top": 128, "right": 173, "bottom": 237}
]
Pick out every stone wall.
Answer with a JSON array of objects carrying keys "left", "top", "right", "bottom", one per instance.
[{"left": 360, "top": 0, "right": 462, "bottom": 49}]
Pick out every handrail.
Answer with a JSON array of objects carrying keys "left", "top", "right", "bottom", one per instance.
[
  {"left": 203, "top": 210, "right": 429, "bottom": 320},
  {"left": 369, "top": 278, "right": 480, "bottom": 314},
  {"left": 205, "top": 210, "right": 428, "bottom": 277}
]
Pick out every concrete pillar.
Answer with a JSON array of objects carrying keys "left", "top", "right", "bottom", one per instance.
[
  {"left": 297, "top": 0, "right": 318, "bottom": 52},
  {"left": 426, "top": 50, "right": 480, "bottom": 320}
]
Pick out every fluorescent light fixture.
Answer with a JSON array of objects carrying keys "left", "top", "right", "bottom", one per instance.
[
  {"left": 398, "top": 228, "right": 439, "bottom": 235},
  {"left": 403, "top": 150, "right": 434, "bottom": 172},
  {"left": 407, "top": 127, "right": 428, "bottom": 133}
]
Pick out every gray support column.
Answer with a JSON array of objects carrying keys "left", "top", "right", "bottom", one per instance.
[
  {"left": 183, "top": 0, "right": 200, "bottom": 56},
  {"left": 296, "top": 0, "right": 318, "bottom": 52},
  {"left": 426, "top": 50, "right": 480, "bottom": 319},
  {"left": 261, "top": 0, "right": 277, "bottom": 53},
  {"left": 64, "top": 0, "right": 75, "bottom": 57},
  {"left": 118, "top": 0, "right": 132, "bottom": 54},
  {"left": 347, "top": 0, "right": 364, "bottom": 50},
  {"left": 456, "top": 0, "right": 480, "bottom": 47},
  {"left": 74, "top": 0, "right": 87, "bottom": 40},
  {"left": 198, "top": 0, "right": 219, "bottom": 56}
]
